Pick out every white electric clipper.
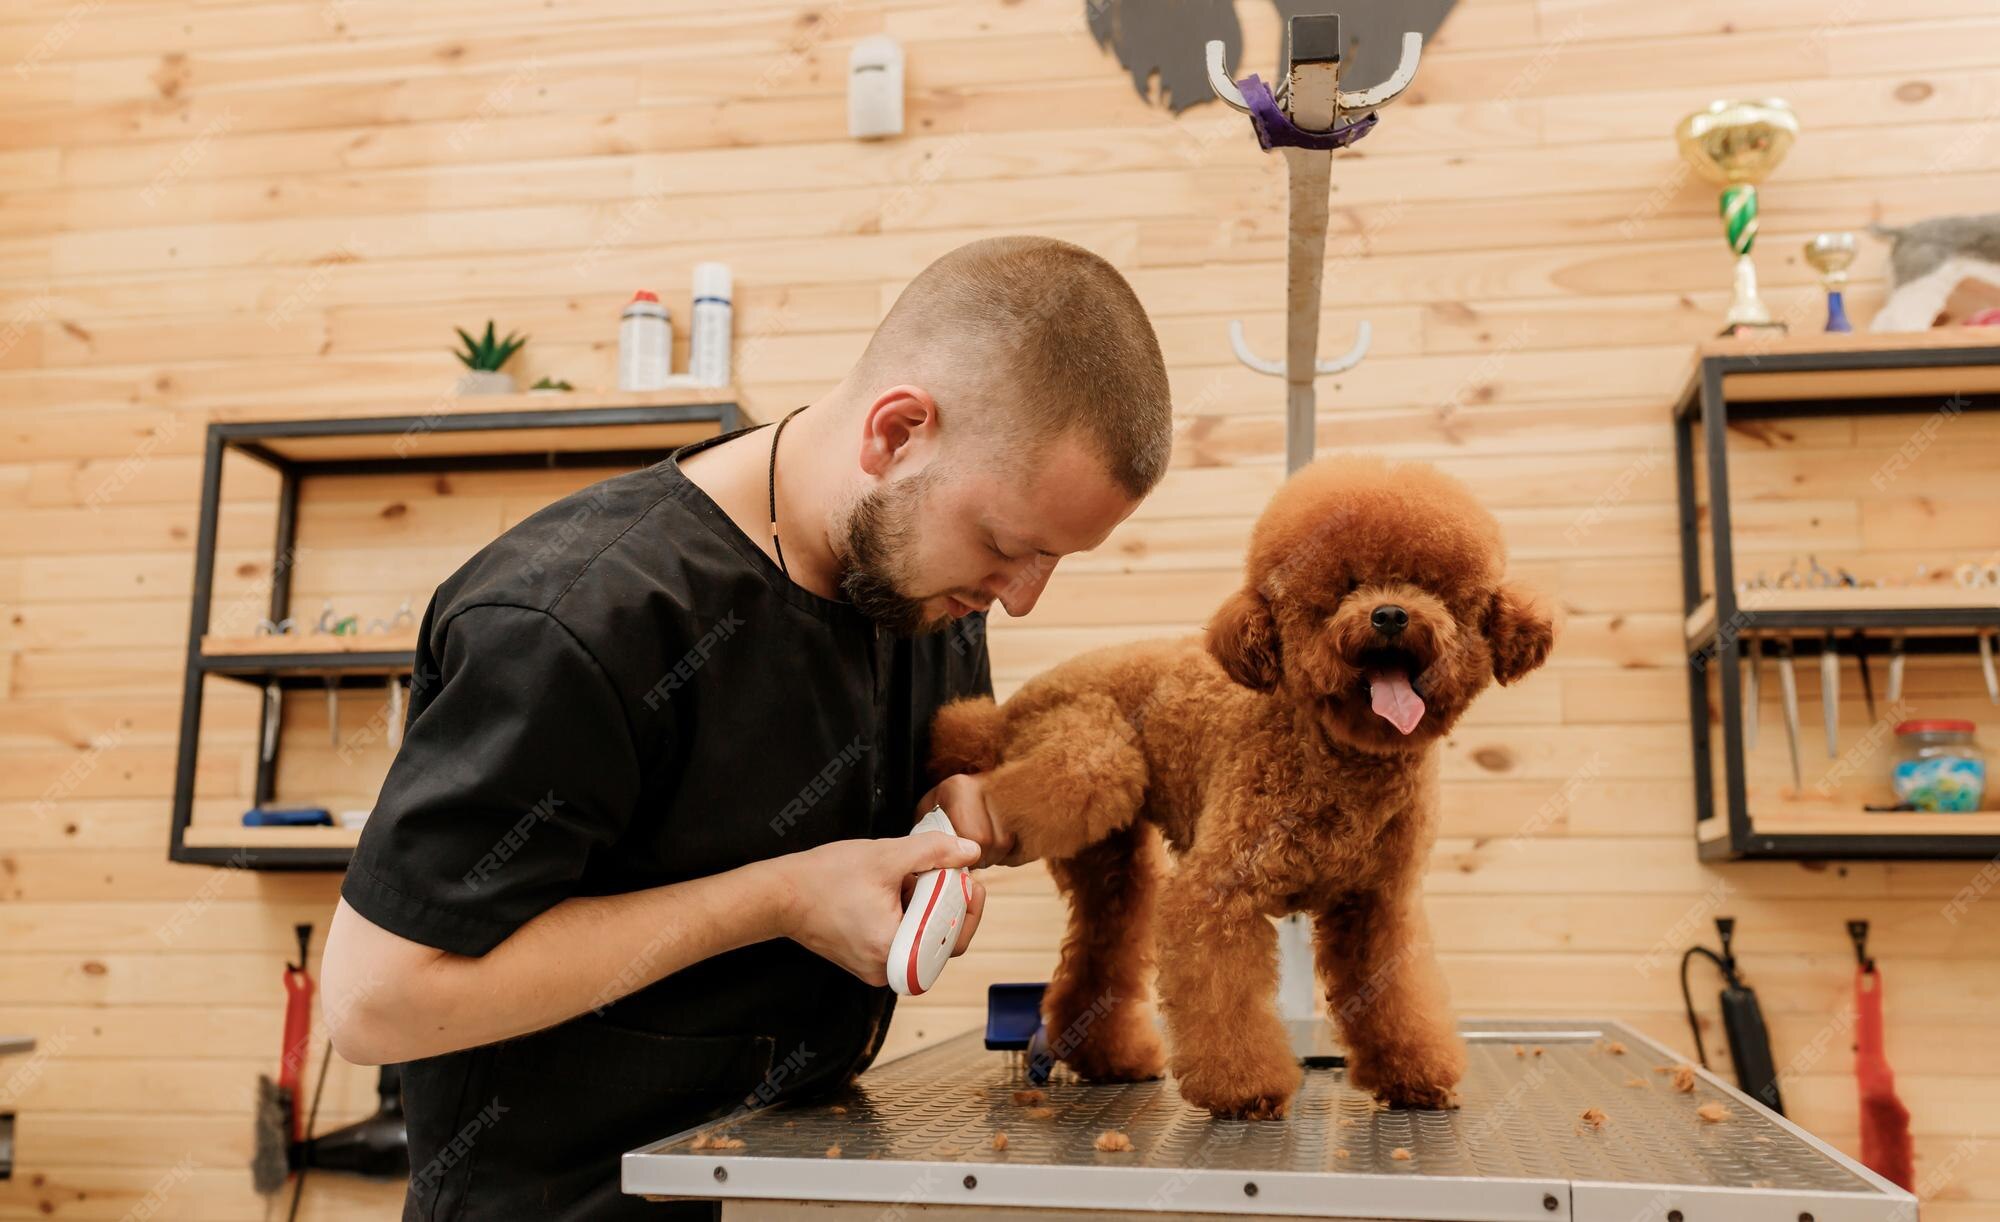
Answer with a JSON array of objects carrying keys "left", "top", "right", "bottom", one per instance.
[{"left": 887, "top": 806, "right": 970, "bottom": 996}]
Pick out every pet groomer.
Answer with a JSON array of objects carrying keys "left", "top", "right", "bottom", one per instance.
[{"left": 319, "top": 236, "right": 1174, "bottom": 1222}]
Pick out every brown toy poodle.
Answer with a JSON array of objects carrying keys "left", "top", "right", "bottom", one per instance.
[{"left": 929, "top": 456, "right": 1554, "bottom": 1119}]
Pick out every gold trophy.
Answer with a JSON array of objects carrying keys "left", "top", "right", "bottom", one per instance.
[
  {"left": 1676, "top": 99, "right": 1798, "bottom": 336},
  {"left": 1804, "top": 233, "right": 1856, "bottom": 332}
]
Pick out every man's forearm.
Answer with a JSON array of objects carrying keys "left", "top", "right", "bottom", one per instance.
[{"left": 331, "top": 858, "right": 794, "bottom": 1064}]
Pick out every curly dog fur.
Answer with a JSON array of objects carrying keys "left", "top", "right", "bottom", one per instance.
[{"left": 928, "top": 456, "right": 1555, "bottom": 1119}]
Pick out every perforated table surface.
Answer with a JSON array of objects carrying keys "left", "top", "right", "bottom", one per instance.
[{"left": 623, "top": 1018, "right": 1914, "bottom": 1221}]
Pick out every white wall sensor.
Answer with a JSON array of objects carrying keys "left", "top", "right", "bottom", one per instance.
[{"left": 848, "top": 34, "right": 905, "bottom": 140}]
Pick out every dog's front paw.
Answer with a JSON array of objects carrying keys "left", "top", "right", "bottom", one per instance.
[
  {"left": 1348, "top": 1059, "right": 1461, "bottom": 1110},
  {"left": 1063, "top": 1020, "right": 1166, "bottom": 1083},
  {"left": 1370, "top": 1078, "right": 1460, "bottom": 1111},
  {"left": 1345, "top": 1033, "right": 1466, "bottom": 1111},
  {"left": 1173, "top": 1052, "right": 1300, "bottom": 1121}
]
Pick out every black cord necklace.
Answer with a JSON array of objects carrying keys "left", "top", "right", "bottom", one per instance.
[{"left": 766, "top": 405, "right": 809, "bottom": 578}]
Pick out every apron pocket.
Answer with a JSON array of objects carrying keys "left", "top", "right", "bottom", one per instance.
[{"left": 472, "top": 1018, "right": 776, "bottom": 1198}]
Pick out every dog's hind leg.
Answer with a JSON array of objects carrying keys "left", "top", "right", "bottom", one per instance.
[
  {"left": 1154, "top": 858, "right": 1300, "bottom": 1119},
  {"left": 1313, "top": 886, "right": 1465, "bottom": 1110},
  {"left": 1042, "top": 820, "right": 1166, "bottom": 1082},
  {"left": 977, "top": 693, "right": 1149, "bottom": 864}
]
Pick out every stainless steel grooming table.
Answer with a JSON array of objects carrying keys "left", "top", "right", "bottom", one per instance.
[{"left": 623, "top": 1018, "right": 1915, "bottom": 1221}]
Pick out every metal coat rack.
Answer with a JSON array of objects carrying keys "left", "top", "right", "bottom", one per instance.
[{"left": 1204, "top": 14, "right": 1423, "bottom": 473}]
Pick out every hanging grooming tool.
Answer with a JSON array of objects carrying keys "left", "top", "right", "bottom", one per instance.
[
  {"left": 1680, "top": 916, "right": 1782, "bottom": 1114},
  {"left": 1959, "top": 563, "right": 2000, "bottom": 704},
  {"left": 1740, "top": 574, "right": 1770, "bottom": 753},
  {"left": 1854, "top": 632, "right": 1876, "bottom": 721},
  {"left": 1839, "top": 569, "right": 1875, "bottom": 721},
  {"left": 262, "top": 681, "right": 282, "bottom": 765},
  {"left": 1204, "top": 15, "right": 1421, "bottom": 473},
  {"left": 1887, "top": 631, "right": 1906, "bottom": 704},
  {"left": 280, "top": 925, "right": 313, "bottom": 1142},
  {"left": 1775, "top": 637, "right": 1803, "bottom": 790},
  {"left": 1807, "top": 557, "right": 1839, "bottom": 757},
  {"left": 1849, "top": 921, "right": 1914, "bottom": 1190},
  {"left": 324, "top": 677, "right": 340, "bottom": 748},
  {"left": 386, "top": 675, "right": 406, "bottom": 750}
]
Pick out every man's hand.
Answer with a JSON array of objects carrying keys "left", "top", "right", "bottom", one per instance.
[
  {"left": 917, "top": 772, "right": 1021, "bottom": 868},
  {"left": 773, "top": 833, "right": 985, "bottom": 987}
]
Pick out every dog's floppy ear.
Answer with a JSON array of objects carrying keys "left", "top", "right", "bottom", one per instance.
[
  {"left": 1483, "top": 582, "right": 1555, "bottom": 685},
  {"left": 1207, "top": 585, "right": 1281, "bottom": 690}
]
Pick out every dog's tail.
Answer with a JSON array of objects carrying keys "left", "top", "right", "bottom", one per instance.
[{"left": 928, "top": 696, "right": 1004, "bottom": 781}]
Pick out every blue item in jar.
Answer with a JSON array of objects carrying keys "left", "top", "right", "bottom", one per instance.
[{"left": 1890, "top": 755, "right": 1986, "bottom": 812}]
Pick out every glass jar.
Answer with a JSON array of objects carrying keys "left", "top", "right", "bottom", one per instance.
[{"left": 1890, "top": 720, "right": 1987, "bottom": 812}]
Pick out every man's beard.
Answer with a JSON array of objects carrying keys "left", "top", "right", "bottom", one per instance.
[{"left": 839, "top": 469, "right": 951, "bottom": 637}]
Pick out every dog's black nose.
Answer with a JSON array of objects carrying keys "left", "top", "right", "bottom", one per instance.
[{"left": 1371, "top": 605, "right": 1409, "bottom": 636}]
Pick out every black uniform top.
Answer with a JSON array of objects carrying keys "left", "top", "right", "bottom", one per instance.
[{"left": 340, "top": 428, "right": 992, "bottom": 1222}]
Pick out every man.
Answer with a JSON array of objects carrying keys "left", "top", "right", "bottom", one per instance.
[{"left": 320, "top": 235, "right": 1174, "bottom": 1221}]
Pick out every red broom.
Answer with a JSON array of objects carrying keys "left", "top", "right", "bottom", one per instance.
[{"left": 1851, "top": 922, "right": 1914, "bottom": 1191}]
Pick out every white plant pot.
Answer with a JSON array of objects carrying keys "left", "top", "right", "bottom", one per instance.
[{"left": 455, "top": 369, "right": 516, "bottom": 395}]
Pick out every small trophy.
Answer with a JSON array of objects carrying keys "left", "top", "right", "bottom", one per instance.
[
  {"left": 1676, "top": 99, "right": 1799, "bottom": 336},
  {"left": 1804, "top": 233, "right": 1856, "bottom": 332}
]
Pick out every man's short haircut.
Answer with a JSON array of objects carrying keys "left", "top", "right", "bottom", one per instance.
[{"left": 853, "top": 236, "right": 1173, "bottom": 498}]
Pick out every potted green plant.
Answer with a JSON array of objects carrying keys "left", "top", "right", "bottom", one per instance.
[
  {"left": 453, "top": 320, "right": 528, "bottom": 394},
  {"left": 529, "top": 376, "right": 574, "bottom": 393}
]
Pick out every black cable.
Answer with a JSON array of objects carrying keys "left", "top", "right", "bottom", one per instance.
[
  {"left": 286, "top": 1041, "right": 334, "bottom": 1222},
  {"left": 1679, "top": 944, "right": 1732, "bottom": 1068}
]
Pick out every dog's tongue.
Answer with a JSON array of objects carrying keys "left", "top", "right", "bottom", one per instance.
[{"left": 1368, "top": 669, "right": 1425, "bottom": 735}]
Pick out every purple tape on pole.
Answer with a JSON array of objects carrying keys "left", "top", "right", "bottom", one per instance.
[{"left": 1238, "top": 74, "right": 1379, "bottom": 151}]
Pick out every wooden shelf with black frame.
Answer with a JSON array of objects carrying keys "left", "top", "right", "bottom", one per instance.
[
  {"left": 169, "top": 390, "right": 745, "bottom": 870},
  {"left": 1674, "top": 330, "right": 2000, "bottom": 862}
]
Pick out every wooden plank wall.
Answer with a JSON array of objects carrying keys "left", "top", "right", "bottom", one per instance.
[{"left": 4, "top": 0, "right": 1998, "bottom": 1216}]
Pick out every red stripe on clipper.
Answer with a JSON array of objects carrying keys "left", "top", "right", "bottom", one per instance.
[{"left": 905, "top": 872, "right": 948, "bottom": 995}]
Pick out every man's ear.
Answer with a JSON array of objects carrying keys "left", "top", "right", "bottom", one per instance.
[
  {"left": 857, "top": 385, "right": 938, "bottom": 477},
  {"left": 1484, "top": 583, "right": 1555, "bottom": 685},
  {"left": 1207, "top": 586, "right": 1281, "bottom": 691}
]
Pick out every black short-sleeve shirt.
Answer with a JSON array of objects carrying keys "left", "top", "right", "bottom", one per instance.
[{"left": 341, "top": 428, "right": 991, "bottom": 1222}]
